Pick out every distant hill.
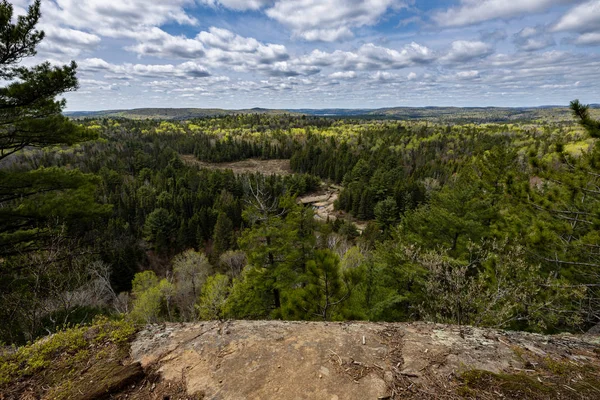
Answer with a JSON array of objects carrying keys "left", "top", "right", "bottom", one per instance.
[
  {"left": 361, "top": 105, "right": 600, "bottom": 123},
  {"left": 66, "top": 107, "right": 300, "bottom": 120},
  {"left": 294, "top": 105, "right": 600, "bottom": 123},
  {"left": 66, "top": 104, "right": 600, "bottom": 122}
]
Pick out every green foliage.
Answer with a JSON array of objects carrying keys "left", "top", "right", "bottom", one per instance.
[
  {"left": 374, "top": 197, "right": 399, "bottom": 230},
  {"left": 286, "top": 249, "right": 355, "bottom": 320},
  {"left": 129, "top": 271, "right": 174, "bottom": 323},
  {"left": 213, "top": 212, "right": 235, "bottom": 256},
  {"left": 419, "top": 241, "right": 586, "bottom": 331},
  {"left": 571, "top": 99, "right": 600, "bottom": 138},
  {"left": 0, "top": 0, "right": 101, "bottom": 255},
  {"left": 197, "top": 274, "right": 230, "bottom": 320},
  {"left": 0, "top": 316, "right": 135, "bottom": 387},
  {"left": 4, "top": 95, "right": 600, "bottom": 344},
  {"left": 459, "top": 354, "right": 600, "bottom": 399},
  {"left": 131, "top": 270, "right": 160, "bottom": 295},
  {"left": 401, "top": 173, "right": 492, "bottom": 255},
  {"left": 370, "top": 241, "right": 427, "bottom": 321},
  {"left": 143, "top": 208, "right": 176, "bottom": 251},
  {"left": 224, "top": 267, "right": 274, "bottom": 319}
]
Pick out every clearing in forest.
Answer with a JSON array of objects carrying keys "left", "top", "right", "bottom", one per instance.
[
  {"left": 298, "top": 185, "right": 369, "bottom": 232},
  {"left": 180, "top": 154, "right": 292, "bottom": 175}
]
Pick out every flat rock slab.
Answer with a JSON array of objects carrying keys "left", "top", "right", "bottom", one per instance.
[{"left": 130, "top": 321, "right": 600, "bottom": 400}]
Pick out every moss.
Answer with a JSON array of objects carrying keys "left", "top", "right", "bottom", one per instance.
[
  {"left": 511, "top": 345, "right": 526, "bottom": 362},
  {"left": 0, "top": 316, "right": 137, "bottom": 393},
  {"left": 49, "top": 361, "right": 144, "bottom": 400},
  {"left": 540, "top": 356, "right": 573, "bottom": 375},
  {"left": 461, "top": 370, "right": 552, "bottom": 397},
  {"left": 459, "top": 357, "right": 600, "bottom": 399}
]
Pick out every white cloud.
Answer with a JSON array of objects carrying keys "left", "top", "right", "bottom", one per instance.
[
  {"left": 432, "top": 0, "right": 577, "bottom": 28},
  {"left": 298, "top": 42, "right": 435, "bottom": 71},
  {"left": 370, "top": 71, "right": 399, "bottom": 81},
  {"left": 573, "top": 32, "right": 600, "bottom": 45},
  {"left": 198, "top": 27, "right": 288, "bottom": 63},
  {"left": 300, "top": 28, "right": 354, "bottom": 42},
  {"left": 552, "top": 0, "right": 600, "bottom": 33},
  {"left": 16, "top": 0, "right": 596, "bottom": 109},
  {"left": 518, "top": 27, "right": 541, "bottom": 39},
  {"left": 263, "top": 62, "right": 303, "bottom": 77},
  {"left": 79, "top": 78, "right": 131, "bottom": 91},
  {"left": 38, "top": 25, "right": 101, "bottom": 56},
  {"left": 128, "top": 27, "right": 290, "bottom": 74},
  {"left": 43, "top": 0, "right": 197, "bottom": 37},
  {"left": 196, "top": 0, "right": 407, "bottom": 41},
  {"left": 442, "top": 40, "right": 494, "bottom": 63},
  {"left": 358, "top": 43, "right": 435, "bottom": 67},
  {"left": 125, "top": 27, "right": 302, "bottom": 76},
  {"left": 456, "top": 70, "right": 480, "bottom": 80},
  {"left": 265, "top": 0, "right": 407, "bottom": 41},
  {"left": 79, "top": 58, "right": 211, "bottom": 79},
  {"left": 125, "top": 28, "right": 205, "bottom": 58},
  {"left": 329, "top": 71, "right": 357, "bottom": 79},
  {"left": 517, "top": 37, "right": 556, "bottom": 51}
]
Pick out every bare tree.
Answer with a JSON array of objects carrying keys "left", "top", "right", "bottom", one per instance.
[
  {"left": 0, "top": 225, "right": 118, "bottom": 342},
  {"left": 242, "top": 175, "right": 286, "bottom": 225},
  {"left": 172, "top": 249, "right": 212, "bottom": 321},
  {"left": 219, "top": 250, "right": 247, "bottom": 278}
]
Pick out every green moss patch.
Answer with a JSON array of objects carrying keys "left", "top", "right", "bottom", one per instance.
[
  {"left": 0, "top": 316, "right": 138, "bottom": 399},
  {"left": 458, "top": 356, "right": 600, "bottom": 399}
]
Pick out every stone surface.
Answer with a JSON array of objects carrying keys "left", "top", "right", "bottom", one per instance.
[{"left": 130, "top": 321, "right": 600, "bottom": 400}]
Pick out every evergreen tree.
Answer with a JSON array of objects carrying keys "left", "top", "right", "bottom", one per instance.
[
  {"left": 0, "top": 0, "right": 102, "bottom": 254},
  {"left": 374, "top": 197, "right": 399, "bottom": 230},
  {"left": 143, "top": 208, "right": 175, "bottom": 252},
  {"left": 288, "top": 249, "right": 354, "bottom": 320},
  {"left": 570, "top": 99, "right": 600, "bottom": 137},
  {"left": 213, "top": 212, "right": 234, "bottom": 256}
]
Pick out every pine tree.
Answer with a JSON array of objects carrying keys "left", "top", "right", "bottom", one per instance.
[
  {"left": 374, "top": 197, "right": 399, "bottom": 230},
  {"left": 213, "top": 212, "right": 234, "bottom": 256},
  {"left": 570, "top": 100, "right": 600, "bottom": 138},
  {"left": 143, "top": 208, "right": 175, "bottom": 252},
  {"left": 290, "top": 249, "right": 352, "bottom": 320},
  {"left": 0, "top": 0, "right": 102, "bottom": 254}
]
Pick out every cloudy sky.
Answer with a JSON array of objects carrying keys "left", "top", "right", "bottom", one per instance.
[{"left": 16, "top": 0, "right": 600, "bottom": 110}]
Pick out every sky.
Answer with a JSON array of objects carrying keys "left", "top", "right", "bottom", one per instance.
[{"left": 14, "top": 0, "right": 600, "bottom": 110}]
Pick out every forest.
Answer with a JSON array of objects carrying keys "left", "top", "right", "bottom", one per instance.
[
  {"left": 1, "top": 1, "right": 600, "bottom": 346},
  {"left": 3, "top": 106, "right": 600, "bottom": 344}
]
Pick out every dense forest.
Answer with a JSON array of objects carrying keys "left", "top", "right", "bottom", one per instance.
[
  {"left": 1, "top": 1, "right": 600, "bottom": 346},
  {"left": 3, "top": 108, "right": 600, "bottom": 344}
]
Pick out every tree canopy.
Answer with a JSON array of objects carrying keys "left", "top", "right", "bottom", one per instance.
[{"left": 0, "top": 0, "right": 103, "bottom": 255}]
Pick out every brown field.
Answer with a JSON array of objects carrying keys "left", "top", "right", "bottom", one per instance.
[{"left": 180, "top": 154, "right": 292, "bottom": 175}]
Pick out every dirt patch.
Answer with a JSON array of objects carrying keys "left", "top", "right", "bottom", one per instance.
[
  {"left": 298, "top": 185, "right": 369, "bottom": 232},
  {"left": 181, "top": 155, "right": 292, "bottom": 175},
  {"left": 130, "top": 321, "right": 600, "bottom": 399}
]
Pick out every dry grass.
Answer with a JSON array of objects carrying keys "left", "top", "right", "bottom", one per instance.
[{"left": 180, "top": 155, "right": 292, "bottom": 175}]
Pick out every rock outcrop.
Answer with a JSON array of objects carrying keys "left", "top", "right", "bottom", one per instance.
[{"left": 130, "top": 320, "right": 600, "bottom": 399}]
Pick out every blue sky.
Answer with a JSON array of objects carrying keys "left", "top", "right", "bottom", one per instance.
[{"left": 18, "top": 0, "right": 600, "bottom": 110}]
